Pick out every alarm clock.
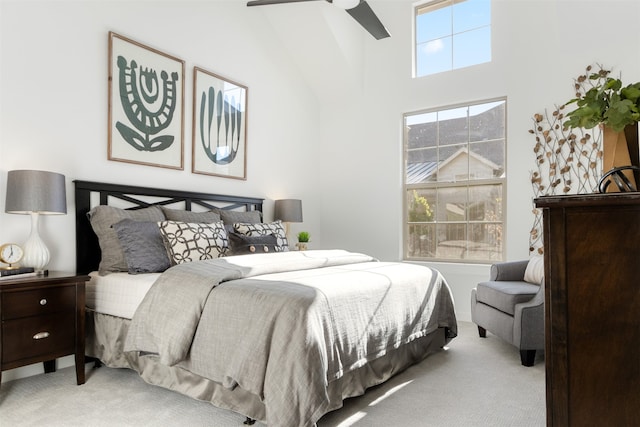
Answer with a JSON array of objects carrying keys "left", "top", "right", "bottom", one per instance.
[{"left": 0, "top": 243, "right": 24, "bottom": 269}]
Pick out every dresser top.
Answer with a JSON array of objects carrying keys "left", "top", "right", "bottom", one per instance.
[{"left": 535, "top": 192, "right": 640, "bottom": 208}]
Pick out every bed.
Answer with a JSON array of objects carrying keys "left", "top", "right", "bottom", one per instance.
[{"left": 76, "top": 180, "right": 458, "bottom": 427}]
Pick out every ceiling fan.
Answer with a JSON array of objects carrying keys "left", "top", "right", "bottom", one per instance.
[{"left": 246, "top": 0, "right": 391, "bottom": 40}]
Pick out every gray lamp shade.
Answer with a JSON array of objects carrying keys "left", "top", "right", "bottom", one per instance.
[
  {"left": 274, "top": 199, "right": 302, "bottom": 222},
  {"left": 5, "top": 170, "right": 67, "bottom": 215}
]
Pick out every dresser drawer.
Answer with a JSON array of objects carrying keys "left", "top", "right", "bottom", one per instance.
[
  {"left": 1, "top": 285, "right": 76, "bottom": 320},
  {"left": 1, "top": 312, "right": 76, "bottom": 364}
]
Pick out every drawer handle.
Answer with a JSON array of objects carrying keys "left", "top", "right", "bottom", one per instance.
[
  {"left": 33, "top": 332, "right": 50, "bottom": 340},
  {"left": 40, "top": 299, "right": 47, "bottom": 306}
]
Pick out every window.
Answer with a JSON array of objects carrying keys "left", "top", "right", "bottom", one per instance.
[
  {"left": 403, "top": 99, "right": 505, "bottom": 262},
  {"left": 414, "top": 0, "right": 491, "bottom": 77}
]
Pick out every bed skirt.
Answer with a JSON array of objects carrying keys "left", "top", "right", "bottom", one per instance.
[{"left": 86, "top": 309, "right": 448, "bottom": 424}]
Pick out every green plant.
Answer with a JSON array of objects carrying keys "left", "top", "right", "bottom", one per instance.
[
  {"left": 297, "top": 231, "right": 310, "bottom": 243},
  {"left": 408, "top": 190, "right": 433, "bottom": 222},
  {"left": 564, "top": 64, "right": 640, "bottom": 132}
]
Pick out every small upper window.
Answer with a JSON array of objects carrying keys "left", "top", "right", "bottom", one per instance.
[{"left": 414, "top": 0, "right": 491, "bottom": 77}]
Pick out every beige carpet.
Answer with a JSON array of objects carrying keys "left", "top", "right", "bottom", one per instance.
[{"left": 0, "top": 322, "right": 545, "bottom": 426}]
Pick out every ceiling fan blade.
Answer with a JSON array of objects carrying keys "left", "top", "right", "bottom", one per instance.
[
  {"left": 345, "top": 1, "right": 390, "bottom": 40},
  {"left": 247, "top": 0, "right": 325, "bottom": 6}
]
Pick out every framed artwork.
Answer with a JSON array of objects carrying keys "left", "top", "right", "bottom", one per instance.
[
  {"left": 192, "top": 66, "right": 247, "bottom": 180},
  {"left": 108, "top": 32, "right": 185, "bottom": 170}
]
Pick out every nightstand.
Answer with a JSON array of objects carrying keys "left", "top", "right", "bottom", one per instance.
[{"left": 0, "top": 272, "right": 89, "bottom": 387}]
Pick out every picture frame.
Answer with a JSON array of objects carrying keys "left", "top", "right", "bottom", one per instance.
[
  {"left": 108, "top": 32, "right": 185, "bottom": 170},
  {"left": 192, "top": 66, "right": 247, "bottom": 180}
]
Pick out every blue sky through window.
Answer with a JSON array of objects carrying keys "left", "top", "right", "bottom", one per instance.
[{"left": 415, "top": 0, "right": 491, "bottom": 77}]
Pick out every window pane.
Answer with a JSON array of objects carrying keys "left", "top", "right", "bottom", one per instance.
[
  {"left": 453, "top": 0, "right": 491, "bottom": 34},
  {"left": 467, "top": 223, "right": 502, "bottom": 260},
  {"left": 469, "top": 100, "right": 505, "bottom": 141},
  {"left": 438, "top": 143, "right": 468, "bottom": 182},
  {"left": 407, "top": 189, "right": 436, "bottom": 222},
  {"left": 438, "top": 106, "right": 469, "bottom": 145},
  {"left": 416, "top": 36, "right": 452, "bottom": 76},
  {"left": 452, "top": 26, "right": 491, "bottom": 69},
  {"left": 436, "top": 187, "right": 467, "bottom": 221},
  {"left": 469, "top": 140, "right": 504, "bottom": 179},
  {"left": 407, "top": 223, "right": 437, "bottom": 258},
  {"left": 416, "top": 5, "right": 451, "bottom": 43},
  {"left": 406, "top": 112, "right": 438, "bottom": 149},
  {"left": 469, "top": 184, "right": 503, "bottom": 221},
  {"left": 435, "top": 223, "right": 468, "bottom": 260},
  {"left": 407, "top": 148, "right": 438, "bottom": 183}
]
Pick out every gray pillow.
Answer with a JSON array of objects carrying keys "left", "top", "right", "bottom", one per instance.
[
  {"left": 228, "top": 232, "right": 278, "bottom": 255},
  {"left": 87, "top": 205, "right": 165, "bottom": 275},
  {"left": 160, "top": 207, "right": 221, "bottom": 223},
  {"left": 113, "top": 219, "right": 171, "bottom": 274},
  {"left": 214, "top": 209, "right": 262, "bottom": 225}
]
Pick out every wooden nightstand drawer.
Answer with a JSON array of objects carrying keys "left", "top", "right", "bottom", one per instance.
[
  {"left": 1, "top": 285, "right": 76, "bottom": 320},
  {"left": 1, "top": 312, "right": 76, "bottom": 364}
]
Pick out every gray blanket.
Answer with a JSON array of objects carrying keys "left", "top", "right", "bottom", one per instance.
[{"left": 124, "top": 250, "right": 457, "bottom": 426}]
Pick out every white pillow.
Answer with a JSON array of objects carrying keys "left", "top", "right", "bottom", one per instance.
[{"left": 524, "top": 255, "right": 545, "bottom": 285}]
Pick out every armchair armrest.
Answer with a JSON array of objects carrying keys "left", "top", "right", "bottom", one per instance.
[
  {"left": 490, "top": 260, "right": 529, "bottom": 281},
  {"left": 514, "top": 281, "right": 545, "bottom": 349}
]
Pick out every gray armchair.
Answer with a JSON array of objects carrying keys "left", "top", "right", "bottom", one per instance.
[{"left": 470, "top": 260, "right": 544, "bottom": 366}]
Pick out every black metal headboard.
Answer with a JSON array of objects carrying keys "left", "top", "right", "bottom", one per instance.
[{"left": 74, "top": 180, "right": 264, "bottom": 274}]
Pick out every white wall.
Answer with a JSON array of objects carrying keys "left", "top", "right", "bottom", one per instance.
[
  {"left": 2, "top": 0, "right": 640, "bottom": 381},
  {"left": 0, "top": 0, "right": 323, "bottom": 382},
  {"left": 313, "top": 0, "right": 640, "bottom": 321}
]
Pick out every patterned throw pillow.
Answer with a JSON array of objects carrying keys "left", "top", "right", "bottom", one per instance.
[
  {"left": 233, "top": 220, "right": 289, "bottom": 252},
  {"left": 158, "top": 220, "right": 229, "bottom": 264}
]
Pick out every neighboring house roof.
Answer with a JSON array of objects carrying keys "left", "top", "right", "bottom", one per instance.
[{"left": 406, "top": 162, "right": 437, "bottom": 184}]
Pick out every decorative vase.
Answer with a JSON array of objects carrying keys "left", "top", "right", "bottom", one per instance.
[
  {"left": 296, "top": 242, "right": 308, "bottom": 251},
  {"left": 602, "top": 123, "right": 640, "bottom": 192}
]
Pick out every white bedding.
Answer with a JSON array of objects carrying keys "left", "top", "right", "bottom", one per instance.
[{"left": 86, "top": 271, "right": 160, "bottom": 319}]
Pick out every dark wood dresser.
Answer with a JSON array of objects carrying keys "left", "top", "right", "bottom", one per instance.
[{"left": 535, "top": 193, "right": 640, "bottom": 426}]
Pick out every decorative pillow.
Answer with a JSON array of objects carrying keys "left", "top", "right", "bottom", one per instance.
[
  {"left": 228, "top": 232, "right": 278, "bottom": 255},
  {"left": 160, "top": 207, "right": 221, "bottom": 223},
  {"left": 87, "top": 205, "right": 165, "bottom": 275},
  {"left": 233, "top": 220, "right": 289, "bottom": 252},
  {"left": 524, "top": 256, "right": 545, "bottom": 285},
  {"left": 158, "top": 220, "right": 229, "bottom": 264},
  {"left": 214, "top": 209, "right": 262, "bottom": 225},
  {"left": 113, "top": 219, "right": 171, "bottom": 274}
]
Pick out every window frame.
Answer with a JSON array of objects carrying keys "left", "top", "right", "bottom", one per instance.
[
  {"left": 402, "top": 97, "right": 507, "bottom": 264},
  {"left": 413, "top": 0, "right": 492, "bottom": 78}
]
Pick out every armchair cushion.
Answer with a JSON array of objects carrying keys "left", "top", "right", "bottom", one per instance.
[{"left": 476, "top": 280, "right": 540, "bottom": 316}]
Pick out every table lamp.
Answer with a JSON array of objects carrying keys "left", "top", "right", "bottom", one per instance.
[
  {"left": 274, "top": 199, "right": 302, "bottom": 244},
  {"left": 5, "top": 170, "right": 67, "bottom": 271}
]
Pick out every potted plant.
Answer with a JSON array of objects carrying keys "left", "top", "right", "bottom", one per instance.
[
  {"left": 296, "top": 231, "right": 310, "bottom": 251},
  {"left": 564, "top": 65, "right": 640, "bottom": 188}
]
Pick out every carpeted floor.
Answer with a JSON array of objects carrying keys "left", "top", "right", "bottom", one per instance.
[{"left": 0, "top": 322, "right": 545, "bottom": 426}]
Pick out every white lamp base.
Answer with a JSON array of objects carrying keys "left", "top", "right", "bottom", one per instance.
[{"left": 21, "top": 212, "right": 50, "bottom": 271}]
